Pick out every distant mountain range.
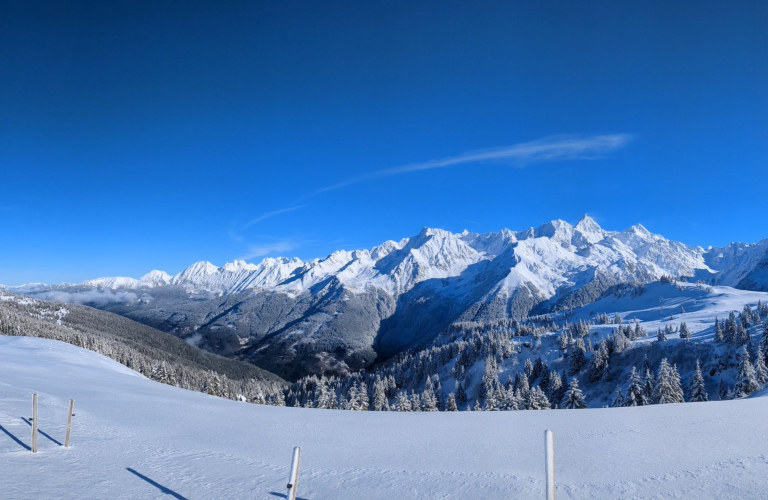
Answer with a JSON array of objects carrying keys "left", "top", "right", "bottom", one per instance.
[{"left": 5, "top": 215, "right": 768, "bottom": 380}]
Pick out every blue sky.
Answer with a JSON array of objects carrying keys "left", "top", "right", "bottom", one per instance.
[{"left": 1, "top": 1, "right": 767, "bottom": 284}]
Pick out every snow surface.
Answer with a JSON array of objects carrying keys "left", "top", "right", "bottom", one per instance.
[{"left": 3, "top": 335, "right": 768, "bottom": 499}]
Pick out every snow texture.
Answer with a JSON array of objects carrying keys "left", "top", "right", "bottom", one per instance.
[{"left": 2, "top": 335, "right": 768, "bottom": 499}]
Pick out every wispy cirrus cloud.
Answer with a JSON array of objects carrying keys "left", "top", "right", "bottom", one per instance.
[
  {"left": 243, "top": 205, "right": 308, "bottom": 228},
  {"left": 302, "top": 134, "right": 633, "bottom": 199},
  {"left": 234, "top": 134, "right": 632, "bottom": 260}
]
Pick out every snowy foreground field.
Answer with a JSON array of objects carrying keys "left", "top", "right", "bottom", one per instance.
[{"left": 3, "top": 336, "right": 768, "bottom": 499}]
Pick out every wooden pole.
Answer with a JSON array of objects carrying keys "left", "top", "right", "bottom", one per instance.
[
  {"left": 31, "top": 393, "right": 38, "bottom": 454},
  {"left": 286, "top": 446, "right": 301, "bottom": 500},
  {"left": 545, "top": 429, "right": 555, "bottom": 500},
  {"left": 64, "top": 399, "right": 75, "bottom": 448}
]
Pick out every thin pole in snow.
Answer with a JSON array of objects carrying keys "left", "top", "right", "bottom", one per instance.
[
  {"left": 545, "top": 429, "right": 555, "bottom": 500},
  {"left": 286, "top": 446, "right": 301, "bottom": 500},
  {"left": 31, "top": 393, "right": 38, "bottom": 454},
  {"left": 64, "top": 399, "right": 75, "bottom": 448}
]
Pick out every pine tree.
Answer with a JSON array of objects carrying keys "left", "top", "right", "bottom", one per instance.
[
  {"left": 657, "top": 328, "right": 667, "bottom": 342},
  {"left": 455, "top": 382, "right": 468, "bottom": 406},
  {"left": 755, "top": 348, "right": 768, "bottom": 385},
  {"left": 735, "top": 347, "right": 760, "bottom": 397},
  {"left": 568, "top": 338, "right": 587, "bottom": 375},
  {"left": 527, "top": 387, "right": 550, "bottom": 410},
  {"left": 588, "top": 345, "right": 607, "bottom": 382},
  {"left": 315, "top": 383, "right": 332, "bottom": 409},
  {"left": 546, "top": 371, "right": 562, "bottom": 404},
  {"left": 373, "top": 380, "right": 388, "bottom": 411},
  {"left": 679, "top": 322, "right": 691, "bottom": 340},
  {"left": 688, "top": 360, "right": 709, "bottom": 402},
  {"left": 395, "top": 392, "right": 410, "bottom": 412},
  {"left": 643, "top": 367, "right": 655, "bottom": 400},
  {"left": 714, "top": 318, "right": 724, "bottom": 343},
  {"left": 560, "top": 378, "right": 587, "bottom": 409},
  {"left": 611, "top": 386, "right": 625, "bottom": 408},
  {"left": 446, "top": 392, "right": 458, "bottom": 411},
  {"left": 273, "top": 391, "right": 286, "bottom": 407},
  {"left": 624, "top": 367, "right": 647, "bottom": 406},
  {"left": 652, "top": 359, "right": 684, "bottom": 404}
]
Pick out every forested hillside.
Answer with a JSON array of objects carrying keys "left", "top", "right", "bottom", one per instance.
[{"left": 0, "top": 291, "right": 286, "bottom": 402}]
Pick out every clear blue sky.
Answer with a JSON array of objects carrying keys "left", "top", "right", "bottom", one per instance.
[{"left": 1, "top": 1, "right": 767, "bottom": 285}]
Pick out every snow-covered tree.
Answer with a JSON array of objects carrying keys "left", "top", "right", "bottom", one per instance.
[
  {"left": 568, "top": 338, "right": 587, "bottom": 375},
  {"left": 652, "top": 359, "right": 684, "bottom": 404},
  {"left": 755, "top": 348, "right": 768, "bottom": 385},
  {"left": 446, "top": 392, "right": 458, "bottom": 411},
  {"left": 395, "top": 392, "right": 410, "bottom": 412},
  {"left": 527, "top": 387, "right": 550, "bottom": 410},
  {"left": 373, "top": 379, "right": 388, "bottom": 411},
  {"left": 624, "top": 367, "right": 648, "bottom": 406},
  {"left": 688, "top": 360, "right": 709, "bottom": 402},
  {"left": 657, "top": 328, "right": 667, "bottom": 342},
  {"left": 735, "top": 347, "right": 760, "bottom": 397},
  {"left": 611, "top": 386, "right": 625, "bottom": 408},
  {"left": 679, "top": 322, "right": 691, "bottom": 340},
  {"left": 560, "top": 378, "right": 587, "bottom": 409}
]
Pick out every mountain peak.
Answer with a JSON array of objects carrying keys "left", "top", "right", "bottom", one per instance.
[
  {"left": 222, "top": 260, "right": 258, "bottom": 273},
  {"left": 575, "top": 214, "right": 601, "bottom": 231},
  {"left": 574, "top": 214, "right": 605, "bottom": 244}
]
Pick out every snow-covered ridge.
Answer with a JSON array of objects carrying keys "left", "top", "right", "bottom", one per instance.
[{"left": 5, "top": 215, "right": 768, "bottom": 298}]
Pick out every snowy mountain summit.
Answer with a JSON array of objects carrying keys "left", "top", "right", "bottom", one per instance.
[
  {"left": 8, "top": 215, "right": 768, "bottom": 379},
  {"left": 45, "top": 215, "right": 764, "bottom": 297}
]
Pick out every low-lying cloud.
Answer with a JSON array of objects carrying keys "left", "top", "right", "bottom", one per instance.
[{"left": 35, "top": 290, "right": 139, "bottom": 306}]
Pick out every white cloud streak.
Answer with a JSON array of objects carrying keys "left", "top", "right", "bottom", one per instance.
[
  {"left": 303, "top": 134, "right": 633, "bottom": 199},
  {"left": 243, "top": 205, "right": 308, "bottom": 228}
]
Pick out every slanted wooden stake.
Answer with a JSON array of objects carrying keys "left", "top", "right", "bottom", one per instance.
[
  {"left": 64, "top": 399, "right": 75, "bottom": 448},
  {"left": 286, "top": 446, "right": 301, "bottom": 500},
  {"left": 31, "top": 393, "right": 38, "bottom": 454},
  {"left": 545, "top": 429, "right": 555, "bottom": 500}
]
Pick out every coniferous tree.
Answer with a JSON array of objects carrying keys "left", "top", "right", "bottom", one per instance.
[
  {"left": 373, "top": 380, "right": 388, "bottom": 411},
  {"left": 755, "top": 348, "right": 768, "bottom": 385},
  {"left": 560, "top": 378, "right": 588, "bottom": 409},
  {"left": 643, "top": 367, "right": 655, "bottom": 400},
  {"left": 679, "top": 322, "right": 691, "bottom": 340},
  {"left": 624, "top": 367, "right": 648, "bottom": 406},
  {"left": 546, "top": 371, "right": 562, "bottom": 404},
  {"left": 588, "top": 344, "right": 608, "bottom": 382},
  {"left": 568, "top": 338, "right": 587, "bottom": 375},
  {"left": 735, "top": 347, "right": 760, "bottom": 397},
  {"left": 657, "top": 328, "right": 667, "bottom": 342},
  {"left": 395, "top": 392, "right": 411, "bottom": 412},
  {"left": 446, "top": 392, "right": 458, "bottom": 411},
  {"left": 688, "top": 360, "right": 709, "bottom": 402},
  {"left": 611, "top": 386, "right": 625, "bottom": 408},
  {"left": 527, "top": 387, "right": 550, "bottom": 410},
  {"left": 455, "top": 382, "right": 468, "bottom": 406},
  {"left": 652, "top": 359, "right": 684, "bottom": 404},
  {"left": 714, "top": 318, "right": 724, "bottom": 343}
]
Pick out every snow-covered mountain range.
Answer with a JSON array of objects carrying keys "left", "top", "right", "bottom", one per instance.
[{"left": 5, "top": 215, "right": 768, "bottom": 379}]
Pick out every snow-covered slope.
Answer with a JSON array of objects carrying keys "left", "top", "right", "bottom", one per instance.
[{"left": 3, "top": 335, "right": 768, "bottom": 500}]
